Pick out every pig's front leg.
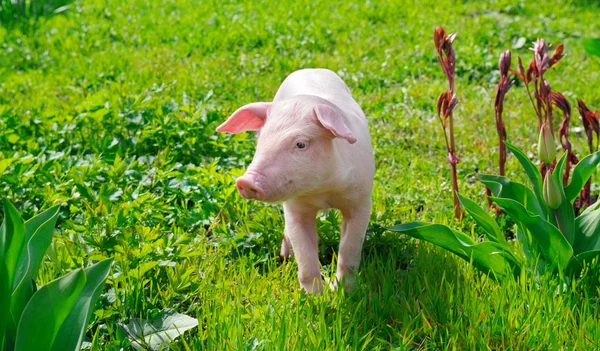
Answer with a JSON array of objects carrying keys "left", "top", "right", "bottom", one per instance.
[
  {"left": 335, "top": 201, "right": 371, "bottom": 290},
  {"left": 283, "top": 202, "right": 322, "bottom": 293}
]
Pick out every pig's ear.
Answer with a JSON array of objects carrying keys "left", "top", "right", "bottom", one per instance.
[
  {"left": 216, "top": 102, "right": 271, "bottom": 133},
  {"left": 314, "top": 104, "right": 357, "bottom": 144}
]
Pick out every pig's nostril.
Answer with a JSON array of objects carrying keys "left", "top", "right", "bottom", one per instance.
[{"left": 236, "top": 177, "right": 264, "bottom": 200}]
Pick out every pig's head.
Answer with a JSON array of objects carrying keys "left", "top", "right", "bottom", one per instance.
[{"left": 217, "top": 96, "right": 356, "bottom": 203}]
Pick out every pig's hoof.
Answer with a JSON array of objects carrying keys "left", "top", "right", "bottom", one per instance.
[
  {"left": 300, "top": 277, "right": 324, "bottom": 294},
  {"left": 330, "top": 274, "right": 356, "bottom": 292},
  {"left": 279, "top": 238, "right": 294, "bottom": 259}
]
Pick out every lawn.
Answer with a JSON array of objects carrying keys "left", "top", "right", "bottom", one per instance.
[{"left": 1, "top": 0, "right": 600, "bottom": 349}]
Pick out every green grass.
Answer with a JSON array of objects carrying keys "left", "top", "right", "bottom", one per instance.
[{"left": 1, "top": 0, "right": 600, "bottom": 349}]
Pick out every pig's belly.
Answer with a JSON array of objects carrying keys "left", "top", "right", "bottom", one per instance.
[{"left": 291, "top": 191, "right": 362, "bottom": 213}]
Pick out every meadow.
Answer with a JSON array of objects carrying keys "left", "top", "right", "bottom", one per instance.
[{"left": 1, "top": 0, "right": 600, "bottom": 349}]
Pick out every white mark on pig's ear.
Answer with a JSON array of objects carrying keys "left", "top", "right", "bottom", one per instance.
[
  {"left": 314, "top": 104, "right": 357, "bottom": 144},
  {"left": 216, "top": 102, "right": 271, "bottom": 134}
]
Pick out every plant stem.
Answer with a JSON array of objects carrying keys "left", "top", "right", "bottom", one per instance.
[
  {"left": 448, "top": 113, "right": 462, "bottom": 219},
  {"left": 524, "top": 82, "right": 542, "bottom": 130},
  {"left": 554, "top": 209, "right": 564, "bottom": 235},
  {"left": 496, "top": 110, "right": 507, "bottom": 176},
  {"left": 450, "top": 161, "right": 462, "bottom": 219}
]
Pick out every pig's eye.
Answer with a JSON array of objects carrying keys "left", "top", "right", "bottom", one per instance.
[{"left": 296, "top": 141, "right": 308, "bottom": 150}]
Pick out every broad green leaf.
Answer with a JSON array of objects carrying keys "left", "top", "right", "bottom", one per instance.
[
  {"left": 120, "top": 309, "right": 199, "bottom": 351},
  {"left": 0, "top": 158, "right": 15, "bottom": 176},
  {"left": 550, "top": 153, "right": 575, "bottom": 245},
  {"left": 1, "top": 199, "right": 26, "bottom": 293},
  {"left": 567, "top": 250, "right": 600, "bottom": 276},
  {"left": 51, "top": 259, "right": 112, "bottom": 351},
  {"left": 564, "top": 151, "right": 600, "bottom": 203},
  {"left": 11, "top": 206, "right": 61, "bottom": 323},
  {"left": 515, "top": 225, "right": 532, "bottom": 261},
  {"left": 573, "top": 204, "right": 600, "bottom": 255},
  {"left": 504, "top": 141, "right": 544, "bottom": 206},
  {"left": 0, "top": 259, "right": 9, "bottom": 351},
  {"left": 491, "top": 197, "right": 573, "bottom": 271},
  {"left": 387, "top": 222, "right": 520, "bottom": 279},
  {"left": 456, "top": 193, "right": 506, "bottom": 243},
  {"left": 554, "top": 150, "right": 568, "bottom": 188},
  {"left": 14, "top": 268, "right": 86, "bottom": 351},
  {"left": 479, "top": 175, "right": 546, "bottom": 217},
  {"left": 584, "top": 38, "right": 600, "bottom": 57}
]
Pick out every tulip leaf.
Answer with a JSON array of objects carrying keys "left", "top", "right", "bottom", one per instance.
[
  {"left": 456, "top": 193, "right": 506, "bottom": 244},
  {"left": 1, "top": 199, "right": 26, "bottom": 292},
  {"left": 491, "top": 197, "right": 572, "bottom": 271},
  {"left": 51, "top": 259, "right": 112, "bottom": 351},
  {"left": 479, "top": 175, "right": 545, "bottom": 217},
  {"left": 550, "top": 153, "right": 575, "bottom": 245},
  {"left": 15, "top": 268, "right": 87, "bottom": 351},
  {"left": 567, "top": 250, "right": 600, "bottom": 276},
  {"left": 504, "top": 141, "right": 544, "bottom": 208},
  {"left": 0, "top": 259, "right": 9, "bottom": 351},
  {"left": 11, "top": 206, "right": 61, "bottom": 323},
  {"left": 387, "top": 222, "right": 520, "bottom": 279},
  {"left": 572, "top": 202, "right": 600, "bottom": 255},
  {"left": 564, "top": 151, "right": 600, "bottom": 203}
]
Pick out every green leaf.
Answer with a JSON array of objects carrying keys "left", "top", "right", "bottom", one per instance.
[
  {"left": 567, "top": 250, "right": 600, "bottom": 276},
  {"left": 0, "top": 259, "right": 9, "bottom": 351},
  {"left": 120, "top": 309, "right": 199, "bottom": 351},
  {"left": 479, "top": 175, "right": 546, "bottom": 218},
  {"left": 14, "top": 268, "right": 87, "bottom": 351},
  {"left": 51, "top": 259, "right": 112, "bottom": 351},
  {"left": 491, "top": 197, "right": 573, "bottom": 271},
  {"left": 573, "top": 204, "right": 600, "bottom": 255},
  {"left": 584, "top": 38, "right": 600, "bottom": 57},
  {"left": 504, "top": 141, "right": 544, "bottom": 206},
  {"left": 11, "top": 206, "right": 61, "bottom": 323},
  {"left": 550, "top": 154, "right": 575, "bottom": 245},
  {"left": 387, "top": 222, "right": 520, "bottom": 279},
  {"left": 1, "top": 199, "right": 26, "bottom": 295},
  {"left": 456, "top": 193, "right": 506, "bottom": 243},
  {"left": 564, "top": 151, "right": 600, "bottom": 203}
]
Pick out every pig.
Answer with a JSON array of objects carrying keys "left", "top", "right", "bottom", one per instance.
[{"left": 216, "top": 68, "right": 375, "bottom": 293}]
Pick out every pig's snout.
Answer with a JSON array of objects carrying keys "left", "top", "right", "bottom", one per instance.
[{"left": 236, "top": 174, "right": 265, "bottom": 201}]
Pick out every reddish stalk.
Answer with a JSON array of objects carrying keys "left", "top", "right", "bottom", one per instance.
[
  {"left": 495, "top": 50, "right": 512, "bottom": 177},
  {"left": 576, "top": 100, "right": 599, "bottom": 209},
  {"left": 550, "top": 92, "right": 579, "bottom": 186},
  {"left": 511, "top": 40, "right": 565, "bottom": 177},
  {"left": 434, "top": 26, "right": 462, "bottom": 219}
]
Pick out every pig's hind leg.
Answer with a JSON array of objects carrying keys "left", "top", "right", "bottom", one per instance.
[
  {"left": 283, "top": 201, "right": 323, "bottom": 294},
  {"left": 279, "top": 234, "right": 293, "bottom": 259},
  {"left": 334, "top": 201, "right": 371, "bottom": 291}
]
